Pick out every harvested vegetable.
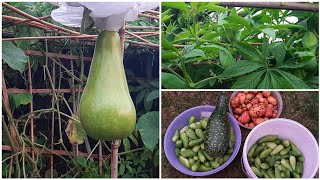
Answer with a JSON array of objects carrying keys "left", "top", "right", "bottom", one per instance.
[
  {"left": 247, "top": 135, "right": 304, "bottom": 178},
  {"left": 172, "top": 115, "right": 235, "bottom": 172},
  {"left": 231, "top": 91, "right": 280, "bottom": 128}
]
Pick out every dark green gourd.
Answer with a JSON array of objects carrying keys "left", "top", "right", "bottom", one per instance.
[{"left": 204, "top": 92, "right": 230, "bottom": 157}]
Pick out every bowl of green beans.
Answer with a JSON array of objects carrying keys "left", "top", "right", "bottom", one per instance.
[
  {"left": 242, "top": 118, "right": 319, "bottom": 178},
  {"left": 164, "top": 105, "right": 241, "bottom": 176}
]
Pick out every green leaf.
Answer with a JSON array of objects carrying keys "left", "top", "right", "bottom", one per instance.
[
  {"left": 220, "top": 60, "right": 264, "bottom": 78},
  {"left": 260, "top": 24, "right": 303, "bottom": 30},
  {"left": 204, "top": 3, "right": 230, "bottom": 12},
  {"left": 2, "top": 41, "right": 29, "bottom": 73},
  {"left": 119, "top": 163, "right": 125, "bottom": 176},
  {"left": 122, "top": 138, "right": 131, "bottom": 152},
  {"left": 231, "top": 70, "right": 265, "bottom": 89},
  {"left": 162, "top": 14, "right": 174, "bottom": 23},
  {"left": 269, "top": 71, "right": 293, "bottom": 89},
  {"left": 194, "top": 77, "right": 217, "bottom": 88},
  {"left": 224, "top": 9, "right": 250, "bottom": 28},
  {"left": 272, "top": 42, "right": 286, "bottom": 65},
  {"left": 219, "top": 49, "right": 235, "bottom": 68},
  {"left": 261, "top": 28, "right": 276, "bottom": 39},
  {"left": 162, "top": 2, "right": 188, "bottom": 10},
  {"left": 234, "top": 41, "right": 264, "bottom": 62},
  {"left": 162, "top": 35, "right": 178, "bottom": 52},
  {"left": 272, "top": 69, "right": 309, "bottom": 89},
  {"left": 257, "top": 71, "right": 272, "bottom": 88},
  {"left": 147, "top": 90, "right": 159, "bottom": 101},
  {"left": 135, "top": 89, "right": 146, "bottom": 106},
  {"left": 162, "top": 72, "right": 188, "bottom": 89},
  {"left": 262, "top": 38, "right": 271, "bottom": 57},
  {"left": 75, "top": 157, "right": 87, "bottom": 168},
  {"left": 182, "top": 49, "right": 205, "bottom": 59},
  {"left": 15, "top": 24, "right": 44, "bottom": 49},
  {"left": 143, "top": 90, "right": 153, "bottom": 111},
  {"left": 9, "top": 93, "right": 32, "bottom": 111},
  {"left": 136, "top": 112, "right": 159, "bottom": 151}
]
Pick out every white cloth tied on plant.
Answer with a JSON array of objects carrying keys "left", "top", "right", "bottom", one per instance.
[{"left": 50, "top": 2, "right": 158, "bottom": 31}]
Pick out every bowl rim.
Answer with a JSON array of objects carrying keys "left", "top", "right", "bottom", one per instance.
[
  {"left": 242, "top": 118, "right": 319, "bottom": 178},
  {"left": 164, "top": 105, "right": 242, "bottom": 176},
  {"left": 229, "top": 91, "right": 283, "bottom": 130}
]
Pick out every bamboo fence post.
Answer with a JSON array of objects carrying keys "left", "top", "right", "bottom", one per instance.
[{"left": 111, "top": 140, "right": 120, "bottom": 178}]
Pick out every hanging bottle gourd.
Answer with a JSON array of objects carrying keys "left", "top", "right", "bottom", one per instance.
[{"left": 79, "top": 31, "right": 136, "bottom": 141}]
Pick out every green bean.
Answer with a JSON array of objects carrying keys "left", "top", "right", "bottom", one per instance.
[
  {"left": 270, "top": 145, "right": 284, "bottom": 155},
  {"left": 281, "top": 159, "right": 293, "bottom": 172},
  {"left": 292, "top": 171, "right": 300, "bottom": 178},
  {"left": 248, "top": 144, "right": 258, "bottom": 158},
  {"left": 200, "top": 143, "right": 205, "bottom": 150},
  {"left": 180, "top": 126, "right": 188, "bottom": 134},
  {"left": 189, "top": 123, "right": 201, "bottom": 130},
  {"left": 267, "top": 169, "right": 275, "bottom": 178},
  {"left": 289, "top": 155, "right": 296, "bottom": 171},
  {"left": 282, "top": 139, "right": 290, "bottom": 147},
  {"left": 180, "top": 149, "right": 196, "bottom": 158},
  {"left": 255, "top": 157, "right": 261, "bottom": 169},
  {"left": 251, "top": 166, "right": 262, "bottom": 177},
  {"left": 195, "top": 129, "right": 205, "bottom": 139},
  {"left": 200, "top": 118, "right": 208, "bottom": 129},
  {"left": 192, "top": 145, "right": 201, "bottom": 153},
  {"left": 189, "top": 158, "right": 195, "bottom": 166},
  {"left": 198, "top": 150, "right": 206, "bottom": 163},
  {"left": 189, "top": 138, "right": 204, "bottom": 147},
  {"left": 290, "top": 142, "right": 301, "bottom": 156},
  {"left": 258, "top": 135, "right": 277, "bottom": 143},
  {"left": 175, "top": 148, "right": 180, "bottom": 156},
  {"left": 266, "top": 142, "right": 277, "bottom": 149},
  {"left": 193, "top": 156, "right": 199, "bottom": 161},
  {"left": 260, "top": 163, "right": 269, "bottom": 170},
  {"left": 275, "top": 167, "right": 281, "bottom": 178},
  {"left": 227, "top": 147, "right": 234, "bottom": 155},
  {"left": 279, "top": 147, "right": 290, "bottom": 155},
  {"left": 223, "top": 154, "right": 230, "bottom": 163},
  {"left": 297, "top": 155, "right": 304, "bottom": 162},
  {"left": 274, "top": 139, "right": 281, "bottom": 144},
  {"left": 248, "top": 157, "right": 255, "bottom": 164},
  {"left": 266, "top": 156, "right": 271, "bottom": 162},
  {"left": 176, "top": 140, "right": 183, "bottom": 149},
  {"left": 180, "top": 133, "right": 189, "bottom": 148},
  {"left": 204, "top": 161, "right": 210, "bottom": 167},
  {"left": 198, "top": 164, "right": 213, "bottom": 172},
  {"left": 186, "top": 129, "right": 198, "bottom": 140},
  {"left": 268, "top": 155, "right": 276, "bottom": 167},
  {"left": 191, "top": 160, "right": 200, "bottom": 172},
  {"left": 263, "top": 172, "right": 269, "bottom": 178},
  {"left": 210, "top": 161, "right": 220, "bottom": 168},
  {"left": 296, "top": 161, "right": 303, "bottom": 175},
  {"left": 280, "top": 172, "right": 285, "bottom": 178},
  {"left": 285, "top": 169, "right": 290, "bottom": 178},
  {"left": 172, "top": 130, "right": 180, "bottom": 143},
  {"left": 254, "top": 144, "right": 266, "bottom": 157},
  {"left": 259, "top": 149, "right": 272, "bottom": 159},
  {"left": 218, "top": 157, "right": 224, "bottom": 165},
  {"left": 178, "top": 156, "right": 190, "bottom": 169},
  {"left": 203, "top": 151, "right": 214, "bottom": 161},
  {"left": 230, "top": 128, "right": 235, "bottom": 142},
  {"left": 189, "top": 116, "right": 196, "bottom": 125}
]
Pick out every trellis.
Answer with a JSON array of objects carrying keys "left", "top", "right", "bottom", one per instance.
[{"left": 2, "top": 2, "right": 159, "bottom": 178}]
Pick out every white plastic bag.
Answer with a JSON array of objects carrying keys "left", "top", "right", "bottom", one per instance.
[{"left": 50, "top": 2, "right": 158, "bottom": 31}]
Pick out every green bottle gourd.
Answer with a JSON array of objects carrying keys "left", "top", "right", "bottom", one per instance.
[
  {"left": 204, "top": 92, "right": 230, "bottom": 157},
  {"left": 79, "top": 31, "right": 136, "bottom": 141}
]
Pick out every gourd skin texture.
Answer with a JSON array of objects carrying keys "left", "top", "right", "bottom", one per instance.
[{"left": 80, "top": 31, "right": 136, "bottom": 141}]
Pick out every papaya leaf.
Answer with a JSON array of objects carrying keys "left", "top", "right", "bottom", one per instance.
[
  {"left": 231, "top": 70, "right": 265, "bottom": 89},
  {"left": 136, "top": 112, "right": 159, "bottom": 151},
  {"left": 220, "top": 60, "right": 264, "bottom": 78},
  {"left": 272, "top": 69, "right": 309, "bottom": 89},
  {"left": 2, "top": 41, "right": 29, "bottom": 73}
]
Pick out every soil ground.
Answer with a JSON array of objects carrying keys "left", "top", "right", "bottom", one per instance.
[{"left": 161, "top": 91, "right": 319, "bottom": 178}]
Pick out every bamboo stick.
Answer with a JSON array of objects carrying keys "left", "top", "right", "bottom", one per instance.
[{"left": 138, "top": 13, "right": 159, "bottom": 20}]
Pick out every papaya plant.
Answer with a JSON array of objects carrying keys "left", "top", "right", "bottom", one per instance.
[{"left": 162, "top": 2, "right": 319, "bottom": 89}]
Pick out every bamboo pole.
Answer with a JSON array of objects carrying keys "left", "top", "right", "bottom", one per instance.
[
  {"left": 219, "top": 2, "right": 319, "bottom": 12},
  {"left": 145, "top": 9, "right": 160, "bottom": 15},
  {"left": 138, "top": 13, "right": 159, "bottom": 20},
  {"left": 111, "top": 140, "right": 120, "bottom": 178},
  {"left": 125, "top": 25, "right": 159, "bottom": 30},
  {"left": 2, "top": 145, "right": 109, "bottom": 159}
]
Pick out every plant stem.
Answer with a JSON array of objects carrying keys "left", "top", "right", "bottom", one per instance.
[{"left": 118, "top": 147, "right": 146, "bottom": 156}]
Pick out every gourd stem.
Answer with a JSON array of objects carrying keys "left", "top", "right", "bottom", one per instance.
[{"left": 111, "top": 140, "right": 120, "bottom": 178}]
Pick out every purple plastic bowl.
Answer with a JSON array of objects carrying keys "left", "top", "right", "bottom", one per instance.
[{"left": 164, "top": 105, "right": 242, "bottom": 176}]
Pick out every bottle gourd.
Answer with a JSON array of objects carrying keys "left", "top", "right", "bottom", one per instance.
[
  {"left": 204, "top": 92, "right": 230, "bottom": 157},
  {"left": 80, "top": 31, "right": 136, "bottom": 141}
]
